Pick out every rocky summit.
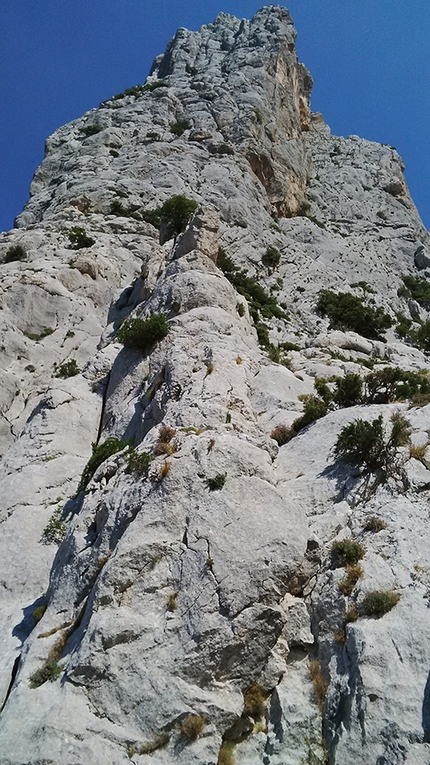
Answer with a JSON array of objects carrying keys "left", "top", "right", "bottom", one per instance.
[{"left": 1, "top": 6, "right": 430, "bottom": 764}]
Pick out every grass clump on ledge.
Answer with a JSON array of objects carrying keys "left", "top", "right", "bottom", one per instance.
[
  {"left": 317, "top": 288, "right": 392, "bottom": 340},
  {"left": 117, "top": 314, "right": 170, "bottom": 352},
  {"left": 76, "top": 437, "right": 128, "bottom": 494},
  {"left": 170, "top": 118, "right": 191, "bottom": 136},
  {"left": 361, "top": 590, "right": 400, "bottom": 618},
  {"left": 126, "top": 449, "right": 152, "bottom": 476},
  {"left": 54, "top": 359, "right": 80, "bottom": 378},
  {"left": 79, "top": 124, "right": 103, "bottom": 137}
]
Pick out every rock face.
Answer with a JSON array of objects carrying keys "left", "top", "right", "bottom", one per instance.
[{"left": 1, "top": 6, "right": 430, "bottom": 764}]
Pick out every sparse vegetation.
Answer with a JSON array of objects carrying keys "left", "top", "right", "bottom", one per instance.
[
  {"left": 66, "top": 226, "right": 95, "bottom": 249},
  {"left": 206, "top": 473, "right": 226, "bottom": 491},
  {"left": 180, "top": 714, "right": 207, "bottom": 740},
  {"left": 108, "top": 81, "right": 168, "bottom": 103},
  {"left": 270, "top": 424, "right": 294, "bottom": 446},
  {"left": 4, "top": 243, "right": 26, "bottom": 262},
  {"left": 126, "top": 449, "right": 152, "bottom": 476},
  {"left": 79, "top": 124, "right": 103, "bottom": 137},
  {"left": 262, "top": 245, "right": 281, "bottom": 271},
  {"left": 243, "top": 683, "right": 267, "bottom": 721},
  {"left": 117, "top": 314, "right": 170, "bottom": 352},
  {"left": 32, "top": 605, "right": 47, "bottom": 625},
  {"left": 317, "top": 289, "right": 393, "bottom": 340},
  {"left": 76, "top": 437, "right": 128, "bottom": 494},
  {"left": 54, "top": 359, "right": 80, "bottom": 378},
  {"left": 331, "top": 540, "right": 365, "bottom": 566},
  {"left": 217, "top": 741, "right": 236, "bottom": 765},
  {"left": 24, "top": 327, "right": 54, "bottom": 342},
  {"left": 166, "top": 591, "right": 178, "bottom": 612},
  {"left": 41, "top": 508, "right": 67, "bottom": 545},
  {"left": 159, "top": 461, "right": 171, "bottom": 481},
  {"left": 309, "top": 660, "right": 328, "bottom": 711},
  {"left": 344, "top": 604, "right": 359, "bottom": 623},
  {"left": 334, "top": 411, "right": 411, "bottom": 475},
  {"left": 399, "top": 275, "right": 430, "bottom": 306},
  {"left": 361, "top": 590, "right": 400, "bottom": 618},
  {"left": 363, "top": 515, "right": 387, "bottom": 532},
  {"left": 154, "top": 426, "right": 177, "bottom": 456},
  {"left": 338, "top": 564, "right": 364, "bottom": 596},
  {"left": 170, "top": 118, "right": 191, "bottom": 136},
  {"left": 29, "top": 660, "right": 62, "bottom": 688}
]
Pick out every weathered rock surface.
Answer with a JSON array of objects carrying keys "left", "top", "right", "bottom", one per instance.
[{"left": 1, "top": 6, "right": 430, "bottom": 765}]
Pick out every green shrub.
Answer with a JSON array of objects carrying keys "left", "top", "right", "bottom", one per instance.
[
  {"left": 159, "top": 195, "right": 198, "bottom": 238},
  {"left": 333, "top": 373, "right": 363, "bottom": 407},
  {"left": 66, "top": 226, "right": 95, "bottom": 249},
  {"left": 206, "top": 473, "right": 226, "bottom": 491},
  {"left": 77, "top": 437, "right": 127, "bottom": 494},
  {"left": 331, "top": 540, "right": 365, "bottom": 566},
  {"left": 117, "top": 314, "right": 170, "bottom": 352},
  {"left": 317, "top": 289, "right": 392, "bottom": 340},
  {"left": 294, "top": 395, "right": 328, "bottom": 432},
  {"left": 79, "top": 124, "right": 103, "bottom": 137},
  {"left": 270, "top": 424, "right": 294, "bottom": 446},
  {"left": 262, "top": 246, "right": 281, "bottom": 271},
  {"left": 361, "top": 590, "right": 400, "bottom": 618},
  {"left": 41, "top": 508, "right": 66, "bottom": 545},
  {"left": 126, "top": 450, "right": 152, "bottom": 475},
  {"left": 29, "top": 660, "right": 62, "bottom": 688},
  {"left": 400, "top": 275, "right": 430, "bottom": 306},
  {"left": 413, "top": 320, "right": 430, "bottom": 352},
  {"left": 170, "top": 119, "right": 191, "bottom": 136},
  {"left": 365, "top": 367, "right": 430, "bottom": 403},
  {"left": 110, "top": 81, "right": 167, "bottom": 102},
  {"left": 24, "top": 327, "right": 54, "bottom": 342},
  {"left": 109, "top": 200, "right": 142, "bottom": 220},
  {"left": 54, "top": 359, "right": 80, "bottom": 378},
  {"left": 4, "top": 244, "right": 26, "bottom": 262},
  {"left": 334, "top": 412, "right": 411, "bottom": 474}
]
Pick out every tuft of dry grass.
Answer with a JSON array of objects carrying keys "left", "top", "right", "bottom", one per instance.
[
  {"left": 159, "top": 461, "right": 171, "bottom": 481},
  {"left": 166, "top": 590, "right": 178, "bottom": 612},
  {"left": 236, "top": 356, "right": 242, "bottom": 365},
  {"left": 409, "top": 443, "right": 428, "bottom": 462},
  {"left": 338, "top": 564, "right": 364, "bottom": 596},
  {"left": 243, "top": 683, "right": 267, "bottom": 721},
  {"left": 205, "top": 363, "right": 214, "bottom": 377},
  {"left": 344, "top": 604, "right": 359, "bottom": 623},
  {"left": 309, "top": 660, "right": 328, "bottom": 710},
  {"left": 363, "top": 515, "right": 387, "bottom": 532},
  {"left": 180, "top": 714, "right": 207, "bottom": 740},
  {"left": 217, "top": 741, "right": 236, "bottom": 765}
]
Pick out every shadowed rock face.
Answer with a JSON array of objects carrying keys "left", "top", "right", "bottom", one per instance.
[{"left": 1, "top": 6, "right": 430, "bottom": 764}]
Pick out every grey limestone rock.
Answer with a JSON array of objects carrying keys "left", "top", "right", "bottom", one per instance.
[{"left": 0, "top": 5, "right": 430, "bottom": 765}]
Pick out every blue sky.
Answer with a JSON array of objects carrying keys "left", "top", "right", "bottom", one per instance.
[{"left": 1, "top": 1, "right": 429, "bottom": 231}]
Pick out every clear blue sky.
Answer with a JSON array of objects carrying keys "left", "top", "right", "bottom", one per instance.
[{"left": 1, "top": 1, "right": 429, "bottom": 232}]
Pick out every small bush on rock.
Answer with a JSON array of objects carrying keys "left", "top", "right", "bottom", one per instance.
[
  {"left": 206, "top": 473, "right": 226, "bottom": 491},
  {"left": 77, "top": 437, "right": 127, "bottom": 494},
  {"left": 361, "top": 590, "right": 400, "bottom": 618},
  {"left": 334, "top": 412, "right": 411, "bottom": 475},
  {"left": 317, "top": 289, "right": 392, "bottom": 340},
  {"left": 117, "top": 314, "right": 170, "bottom": 352},
  {"left": 363, "top": 515, "right": 387, "bottom": 532},
  {"left": 262, "top": 246, "right": 281, "bottom": 271},
  {"left": 126, "top": 450, "right": 152, "bottom": 476},
  {"left": 66, "top": 226, "right": 95, "bottom": 249},
  {"left": 170, "top": 119, "right": 191, "bottom": 136},
  {"left": 331, "top": 540, "right": 365, "bottom": 566},
  {"left": 54, "top": 359, "right": 80, "bottom": 378},
  {"left": 338, "top": 564, "right": 364, "bottom": 595},
  {"left": 41, "top": 508, "right": 66, "bottom": 545},
  {"left": 243, "top": 683, "right": 267, "bottom": 721},
  {"left": 4, "top": 244, "right": 26, "bottom": 262}
]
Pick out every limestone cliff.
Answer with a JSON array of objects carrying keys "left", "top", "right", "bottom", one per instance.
[{"left": 1, "top": 7, "right": 430, "bottom": 764}]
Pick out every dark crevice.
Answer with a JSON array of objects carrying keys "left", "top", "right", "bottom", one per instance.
[{"left": 0, "top": 655, "right": 21, "bottom": 713}]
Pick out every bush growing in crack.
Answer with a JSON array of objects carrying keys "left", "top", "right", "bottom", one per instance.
[
  {"left": 206, "top": 473, "right": 226, "bottom": 491},
  {"left": 41, "top": 508, "right": 67, "bottom": 545},
  {"left": 117, "top": 314, "right": 170, "bottom": 352},
  {"left": 76, "top": 437, "right": 129, "bottom": 494}
]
